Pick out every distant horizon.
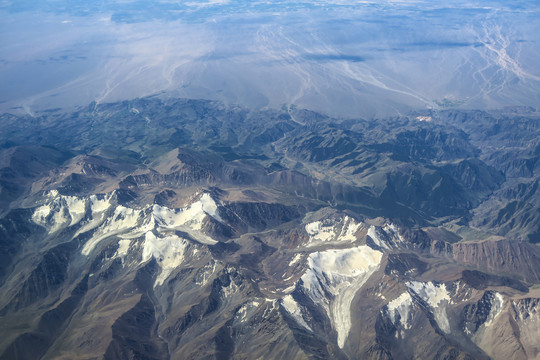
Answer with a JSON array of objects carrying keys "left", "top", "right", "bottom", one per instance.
[{"left": 2, "top": 0, "right": 540, "bottom": 118}]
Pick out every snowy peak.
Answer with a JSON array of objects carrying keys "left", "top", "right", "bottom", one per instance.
[
  {"left": 386, "top": 291, "right": 414, "bottom": 331},
  {"left": 367, "top": 223, "right": 404, "bottom": 250},
  {"left": 32, "top": 189, "right": 223, "bottom": 245},
  {"left": 7, "top": 190, "right": 540, "bottom": 360},
  {"left": 407, "top": 281, "right": 452, "bottom": 333},
  {"left": 25, "top": 192, "right": 540, "bottom": 360},
  {"left": 30, "top": 190, "right": 225, "bottom": 288},
  {"left": 32, "top": 190, "right": 113, "bottom": 234},
  {"left": 152, "top": 192, "right": 222, "bottom": 233},
  {"left": 303, "top": 215, "right": 366, "bottom": 247},
  {"left": 300, "top": 245, "right": 383, "bottom": 348}
]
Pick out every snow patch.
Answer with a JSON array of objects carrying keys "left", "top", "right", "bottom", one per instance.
[
  {"left": 484, "top": 293, "right": 504, "bottom": 327},
  {"left": 221, "top": 277, "right": 240, "bottom": 299},
  {"left": 63, "top": 196, "right": 87, "bottom": 225},
  {"left": 199, "top": 193, "right": 222, "bottom": 220},
  {"left": 235, "top": 299, "right": 262, "bottom": 323},
  {"left": 263, "top": 299, "right": 278, "bottom": 317},
  {"left": 195, "top": 261, "right": 219, "bottom": 286},
  {"left": 115, "top": 239, "right": 131, "bottom": 259},
  {"left": 304, "top": 216, "right": 363, "bottom": 246},
  {"left": 305, "top": 221, "right": 322, "bottom": 236},
  {"left": 281, "top": 295, "right": 312, "bottom": 331},
  {"left": 51, "top": 206, "right": 70, "bottom": 232},
  {"left": 301, "top": 245, "right": 382, "bottom": 348},
  {"left": 387, "top": 292, "right": 413, "bottom": 329},
  {"left": 32, "top": 204, "right": 52, "bottom": 224},
  {"left": 32, "top": 194, "right": 71, "bottom": 233},
  {"left": 289, "top": 253, "right": 303, "bottom": 267},
  {"left": 367, "top": 223, "right": 402, "bottom": 249},
  {"left": 81, "top": 206, "right": 145, "bottom": 255},
  {"left": 151, "top": 192, "right": 221, "bottom": 241},
  {"left": 368, "top": 226, "right": 389, "bottom": 249},
  {"left": 79, "top": 193, "right": 221, "bottom": 256},
  {"left": 32, "top": 191, "right": 114, "bottom": 235},
  {"left": 141, "top": 232, "right": 189, "bottom": 286},
  {"left": 407, "top": 281, "right": 451, "bottom": 307},
  {"left": 282, "top": 284, "right": 296, "bottom": 294},
  {"left": 34, "top": 190, "right": 222, "bottom": 286},
  {"left": 89, "top": 194, "right": 111, "bottom": 213},
  {"left": 407, "top": 281, "right": 451, "bottom": 333},
  {"left": 107, "top": 206, "right": 141, "bottom": 232}
]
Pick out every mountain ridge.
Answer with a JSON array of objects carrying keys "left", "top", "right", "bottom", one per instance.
[{"left": 0, "top": 98, "right": 539, "bottom": 359}]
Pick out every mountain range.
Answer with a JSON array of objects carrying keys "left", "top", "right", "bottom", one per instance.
[{"left": 0, "top": 98, "right": 539, "bottom": 359}]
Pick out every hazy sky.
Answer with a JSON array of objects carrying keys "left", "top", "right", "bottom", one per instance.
[{"left": 1, "top": 0, "right": 539, "bottom": 117}]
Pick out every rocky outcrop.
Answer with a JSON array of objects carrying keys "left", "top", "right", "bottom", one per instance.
[{"left": 450, "top": 240, "right": 540, "bottom": 282}]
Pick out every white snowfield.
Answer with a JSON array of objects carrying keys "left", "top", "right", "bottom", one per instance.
[
  {"left": 387, "top": 291, "right": 414, "bottom": 330},
  {"left": 32, "top": 190, "right": 223, "bottom": 287},
  {"left": 281, "top": 295, "right": 312, "bottom": 331},
  {"left": 288, "top": 216, "right": 411, "bottom": 347},
  {"left": 141, "top": 232, "right": 191, "bottom": 286},
  {"left": 235, "top": 299, "right": 263, "bottom": 324},
  {"left": 407, "top": 281, "right": 452, "bottom": 333},
  {"left": 484, "top": 293, "right": 504, "bottom": 328},
  {"left": 304, "top": 216, "right": 364, "bottom": 246},
  {"left": 300, "top": 245, "right": 383, "bottom": 348}
]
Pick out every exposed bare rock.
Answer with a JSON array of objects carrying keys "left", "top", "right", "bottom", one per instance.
[{"left": 450, "top": 240, "right": 540, "bottom": 282}]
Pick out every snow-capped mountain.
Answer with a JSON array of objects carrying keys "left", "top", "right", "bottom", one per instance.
[{"left": 0, "top": 98, "right": 539, "bottom": 359}]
